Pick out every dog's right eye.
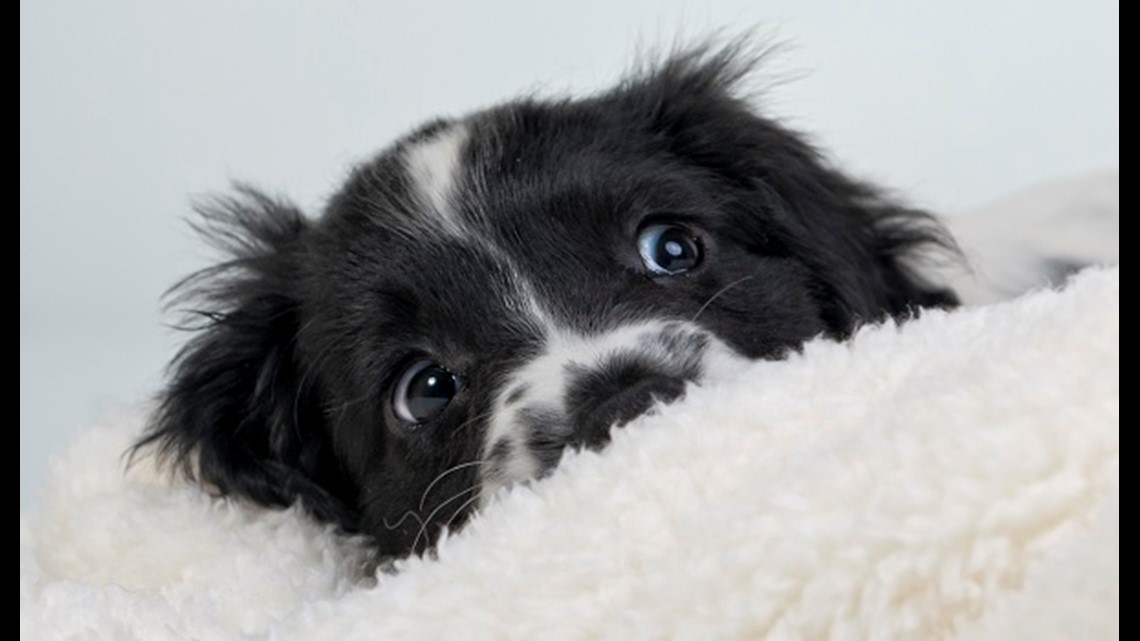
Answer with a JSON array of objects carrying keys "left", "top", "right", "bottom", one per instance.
[
  {"left": 637, "top": 223, "right": 702, "bottom": 275},
  {"left": 393, "top": 359, "right": 461, "bottom": 426}
]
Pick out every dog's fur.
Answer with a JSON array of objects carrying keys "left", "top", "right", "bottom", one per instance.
[{"left": 134, "top": 43, "right": 958, "bottom": 561}]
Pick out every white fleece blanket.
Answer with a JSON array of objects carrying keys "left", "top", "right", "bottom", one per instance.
[{"left": 20, "top": 262, "right": 1118, "bottom": 640}]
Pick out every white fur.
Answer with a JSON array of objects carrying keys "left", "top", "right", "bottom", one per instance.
[
  {"left": 403, "top": 124, "right": 470, "bottom": 237},
  {"left": 21, "top": 264, "right": 1118, "bottom": 640},
  {"left": 481, "top": 320, "right": 743, "bottom": 501}
]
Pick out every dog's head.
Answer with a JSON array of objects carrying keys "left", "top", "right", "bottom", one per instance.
[{"left": 136, "top": 44, "right": 957, "bottom": 559}]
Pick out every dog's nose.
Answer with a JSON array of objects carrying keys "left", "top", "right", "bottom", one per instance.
[{"left": 565, "top": 362, "right": 687, "bottom": 448}]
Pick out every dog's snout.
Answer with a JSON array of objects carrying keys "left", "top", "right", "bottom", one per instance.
[
  {"left": 481, "top": 320, "right": 734, "bottom": 497},
  {"left": 566, "top": 361, "right": 687, "bottom": 447}
]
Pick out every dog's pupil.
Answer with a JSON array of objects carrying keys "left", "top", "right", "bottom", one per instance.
[
  {"left": 654, "top": 228, "right": 698, "bottom": 271},
  {"left": 405, "top": 366, "right": 456, "bottom": 420}
]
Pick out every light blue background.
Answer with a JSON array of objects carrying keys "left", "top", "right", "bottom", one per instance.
[{"left": 21, "top": 1, "right": 1119, "bottom": 506}]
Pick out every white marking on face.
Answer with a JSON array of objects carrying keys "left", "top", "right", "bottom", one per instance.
[
  {"left": 401, "top": 123, "right": 552, "bottom": 338},
  {"left": 488, "top": 247, "right": 556, "bottom": 332},
  {"left": 396, "top": 125, "right": 751, "bottom": 506},
  {"left": 478, "top": 319, "right": 745, "bottom": 504},
  {"left": 403, "top": 124, "right": 470, "bottom": 237}
]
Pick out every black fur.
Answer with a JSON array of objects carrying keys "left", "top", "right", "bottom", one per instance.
[{"left": 133, "top": 42, "right": 958, "bottom": 562}]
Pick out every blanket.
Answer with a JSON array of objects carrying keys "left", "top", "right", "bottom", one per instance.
[
  {"left": 21, "top": 171, "right": 1120, "bottom": 639},
  {"left": 20, "top": 264, "right": 1118, "bottom": 640}
]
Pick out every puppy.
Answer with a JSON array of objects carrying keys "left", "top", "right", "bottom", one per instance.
[{"left": 134, "top": 43, "right": 958, "bottom": 560}]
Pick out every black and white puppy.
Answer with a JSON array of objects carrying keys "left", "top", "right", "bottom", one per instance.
[{"left": 136, "top": 43, "right": 958, "bottom": 560}]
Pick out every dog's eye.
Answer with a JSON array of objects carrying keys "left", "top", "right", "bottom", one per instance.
[
  {"left": 637, "top": 224, "right": 702, "bottom": 275},
  {"left": 393, "top": 359, "right": 461, "bottom": 425}
]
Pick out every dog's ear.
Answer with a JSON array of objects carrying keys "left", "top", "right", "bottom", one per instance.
[
  {"left": 797, "top": 190, "right": 962, "bottom": 333},
  {"left": 132, "top": 187, "right": 358, "bottom": 529},
  {"left": 613, "top": 41, "right": 960, "bottom": 333}
]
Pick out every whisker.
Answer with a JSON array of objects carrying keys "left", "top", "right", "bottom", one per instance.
[
  {"left": 451, "top": 409, "right": 495, "bottom": 435},
  {"left": 412, "top": 484, "right": 480, "bottom": 554},
  {"left": 692, "top": 275, "right": 755, "bottom": 322},
  {"left": 440, "top": 493, "right": 483, "bottom": 541},
  {"left": 418, "top": 459, "right": 488, "bottom": 512},
  {"left": 381, "top": 509, "right": 425, "bottom": 532}
]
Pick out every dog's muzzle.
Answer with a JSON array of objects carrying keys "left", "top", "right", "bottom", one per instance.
[{"left": 478, "top": 320, "right": 744, "bottom": 502}]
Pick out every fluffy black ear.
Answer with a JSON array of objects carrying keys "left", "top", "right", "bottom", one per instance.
[
  {"left": 132, "top": 187, "right": 358, "bottom": 529},
  {"left": 612, "top": 40, "right": 960, "bottom": 332}
]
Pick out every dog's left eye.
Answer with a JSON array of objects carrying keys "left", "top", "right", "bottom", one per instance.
[
  {"left": 393, "top": 359, "right": 461, "bottom": 426},
  {"left": 637, "top": 224, "right": 702, "bottom": 275}
]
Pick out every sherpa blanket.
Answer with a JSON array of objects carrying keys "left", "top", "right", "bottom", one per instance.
[
  {"left": 20, "top": 261, "right": 1118, "bottom": 640},
  {"left": 21, "top": 170, "right": 1119, "bottom": 640}
]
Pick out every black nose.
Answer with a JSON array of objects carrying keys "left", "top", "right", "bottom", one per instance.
[{"left": 565, "top": 360, "right": 687, "bottom": 448}]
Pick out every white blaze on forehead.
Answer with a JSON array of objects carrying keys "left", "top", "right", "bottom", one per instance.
[{"left": 403, "top": 124, "right": 469, "bottom": 236}]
